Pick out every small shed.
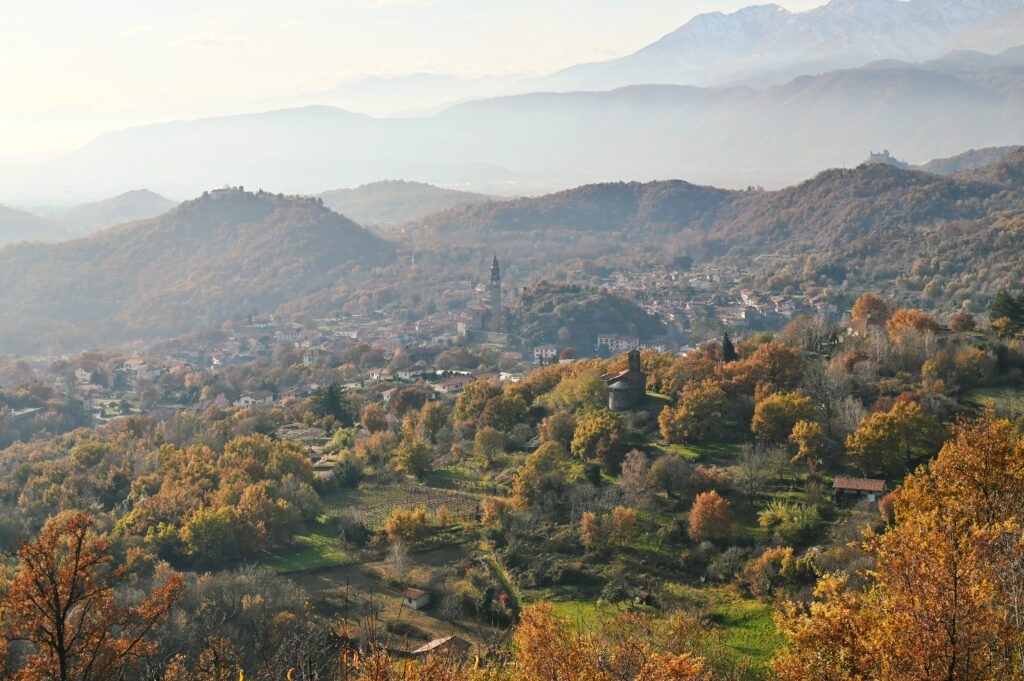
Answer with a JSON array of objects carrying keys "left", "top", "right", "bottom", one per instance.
[
  {"left": 402, "top": 588, "right": 431, "bottom": 610},
  {"left": 412, "top": 635, "right": 471, "bottom": 659},
  {"left": 833, "top": 476, "right": 886, "bottom": 503}
]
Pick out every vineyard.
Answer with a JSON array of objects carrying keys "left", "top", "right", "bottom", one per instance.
[{"left": 323, "top": 481, "right": 485, "bottom": 529}]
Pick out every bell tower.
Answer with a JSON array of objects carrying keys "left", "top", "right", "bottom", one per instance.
[{"left": 489, "top": 253, "right": 502, "bottom": 331}]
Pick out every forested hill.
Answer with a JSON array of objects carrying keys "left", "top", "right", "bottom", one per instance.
[
  {"left": 410, "top": 155, "right": 1024, "bottom": 256},
  {"left": 507, "top": 281, "right": 667, "bottom": 351},
  {"left": 919, "top": 145, "right": 1022, "bottom": 176},
  {"left": 957, "top": 147, "right": 1024, "bottom": 186},
  {"left": 413, "top": 180, "right": 736, "bottom": 237},
  {"left": 0, "top": 189, "right": 394, "bottom": 352},
  {"left": 704, "top": 161, "right": 1024, "bottom": 256}
]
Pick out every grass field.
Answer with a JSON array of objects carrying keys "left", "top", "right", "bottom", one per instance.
[
  {"left": 262, "top": 523, "right": 351, "bottom": 573},
  {"left": 652, "top": 440, "right": 745, "bottom": 463},
  {"left": 968, "top": 387, "right": 1024, "bottom": 415},
  {"left": 712, "top": 596, "right": 784, "bottom": 668}
]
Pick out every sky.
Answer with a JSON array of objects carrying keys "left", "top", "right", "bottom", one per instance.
[{"left": 0, "top": 0, "right": 826, "bottom": 155}]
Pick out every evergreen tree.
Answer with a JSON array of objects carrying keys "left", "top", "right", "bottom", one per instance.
[
  {"left": 989, "top": 289, "right": 1024, "bottom": 332},
  {"left": 722, "top": 333, "right": 738, "bottom": 363}
]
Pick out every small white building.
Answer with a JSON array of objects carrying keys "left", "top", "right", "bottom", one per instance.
[
  {"left": 596, "top": 334, "right": 640, "bottom": 353},
  {"left": 75, "top": 368, "right": 93, "bottom": 384},
  {"left": 402, "top": 588, "right": 431, "bottom": 610},
  {"left": 434, "top": 375, "right": 472, "bottom": 394},
  {"left": 533, "top": 344, "right": 559, "bottom": 364},
  {"left": 234, "top": 390, "right": 274, "bottom": 408}
]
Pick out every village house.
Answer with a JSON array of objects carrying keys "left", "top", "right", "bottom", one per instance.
[
  {"left": 596, "top": 334, "right": 640, "bottom": 354},
  {"left": 234, "top": 390, "right": 275, "bottom": 408},
  {"left": 833, "top": 476, "right": 886, "bottom": 504},
  {"left": 532, "top": 344, "right": 559, "bottom": 364},
  {"left": 367, "top": 367, "right": 389, "bottom": 383},
  {"left": 396, "top": 364, "right": 432, "bottom": 381},
  {"left": 402, "top": 588, "right": 431, "bottom": 610},
  {"left": 433, "top": 375, "right": 472, "bottom": 395},
  {"left": 75, "top": 367, "right": 93, "bottom": 384}
]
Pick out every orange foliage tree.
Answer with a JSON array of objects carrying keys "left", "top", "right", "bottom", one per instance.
[
  {"left": 851, "top": 293, "right": 891, "bottom": 328},
  {"left": 774, "top": 412, "right": 1024, "bottom": 681},
  {"left": 0, "top": 511, "right": 182, "bottom": 681},
  {"left": 886, "top": 308, "right": 942, "bottom": 344},
  {"left": 687, "top": 491, "right": 735, "bottom": 543}
]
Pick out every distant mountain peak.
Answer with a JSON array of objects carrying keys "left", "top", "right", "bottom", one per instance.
[{"left": 536, "top": 0, "right": 1024, "bottom": 90}]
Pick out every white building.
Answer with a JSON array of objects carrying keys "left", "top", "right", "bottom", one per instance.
[
  {"left": 402, "top": 588, "right": 431, "bottom": 610},
  {"left": 533, "top": 344, "right": 559, "bottom": 364}
]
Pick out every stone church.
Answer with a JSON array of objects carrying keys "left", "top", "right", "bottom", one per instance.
[{"left": 602, "top": 349, "right": 647, "bottom": 411}]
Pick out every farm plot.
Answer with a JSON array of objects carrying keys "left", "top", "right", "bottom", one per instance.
[{"left": 323, "top": 481, "right": 485, "bottom": 529}]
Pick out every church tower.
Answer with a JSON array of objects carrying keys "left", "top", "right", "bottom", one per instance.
[{"left": 489, "top": 253, "right": 502, "bottom": 331}]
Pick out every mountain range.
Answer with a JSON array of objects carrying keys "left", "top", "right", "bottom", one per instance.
[
  {"left": 0, "top": 0, "right": 1021, "bottom": 199},
  {"left": 532, "top": 0, "right": 1024, "bottom": 91},
  {"left": 2, "top": 47, "right": 1022, "bottom": 198}
]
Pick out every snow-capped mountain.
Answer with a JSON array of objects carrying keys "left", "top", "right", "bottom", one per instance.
[{"left": 531, "top": 0, "right": 1024, "bottom": 90}]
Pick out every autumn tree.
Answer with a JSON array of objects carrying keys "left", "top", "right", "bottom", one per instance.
[
  {"left": 473, "top": 426, "right": 506, "bottom": 466},
  {"left": 649, "top": 455, "right": 689, "bottom": 498},
  {"left": 548, "top": 371, "right": 608, "bottom": 413},
  {"left": 481, "top": 391, "right": 528, "bottom": 432},
  {"left": 851, "top": 293, "right": 891, "bottom": 328},
  {"left": 886, "top": 308, "right": 942, "bottom": 344},
  {"left": 774, "top": 412, "right": 1024, "bottom": 681},
  {"left": 383, "top": 507, "right": 430, "bottom": 545},
  {"left": 950, "top": 310, "right": 977, "bottom": 333},
  {"left": 751, "top": 391, "right": 815, "bottom": 442},
  {"left": 789, "top": 420, "right": 825, "bottom": 472},
  {"left": 512, "top": 603, "right": 708, "bottom": 681},
  {"left": 0, "top": 511, "right": 182, "bottom": 681},
  {"left": 539, "top": 411, "right": 576, "bottom": 450},
  {"left": 608, "top": 506, "right": 640, "bottom": 549},
  {"left": 725, "top": 341, "right": 806, "bottom": 395},
  {"left": 571, "top": 408, "right": 627, "bottom": 474},
  {"left": 396, "top": 439, "right": 434, "bottom": 480},
  {"left": 580, "top": 511, "right": 602, "bottom": 552},
  {"left": 687, "top": 491, "right": 735, "bottom": 543},
  {"left": 360, "top": 403, "right": 389, "bottom": 433},
  {"left": 513, "top": 442, "right": 570, "bottom": 509},
  {"left": 417, "top": 400, "right": 449, "bottom": 443},
  {"left": 845, "top": 401, "right": 943, "bottom": 477},
  {"left": 658, "top": 379, "right": 728, "bottom": 444},
  {"left": 619, "top": 449, "right": 651, "bottom": 505}
]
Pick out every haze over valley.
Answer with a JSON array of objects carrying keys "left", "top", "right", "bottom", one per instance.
[{"left": 3, "top": 2, "right": 1024, "bottom": 680}]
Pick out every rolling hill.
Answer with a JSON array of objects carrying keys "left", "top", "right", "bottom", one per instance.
[
  {"left": 318, "top": 181, "right": 492, "bottom": 228},
  {"left": 0, "top": 189, "right": 394, "bottom": 352},
  {"left": 0, "top": 205, "right": 59, "bottom": 244},
  {"left": 55, "top": 189, "right": 178, "bottom": 236}
]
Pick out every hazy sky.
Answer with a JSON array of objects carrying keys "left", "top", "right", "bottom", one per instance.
[{"left": 0, "top": 0, "right": 826, "bottom": 154}]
